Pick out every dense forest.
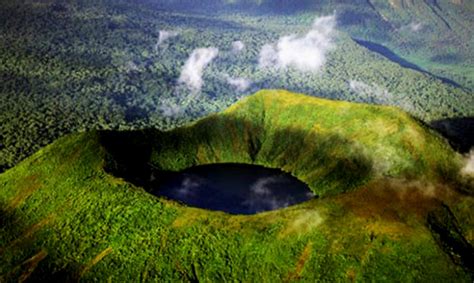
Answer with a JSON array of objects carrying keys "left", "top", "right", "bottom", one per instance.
[{"left": 0, "top": 0, "right": 473, "bottom": 171}]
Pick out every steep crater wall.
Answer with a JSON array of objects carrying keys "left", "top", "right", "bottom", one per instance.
[{"left": 100, "top": 90, "right": 461, "bottom": 197}]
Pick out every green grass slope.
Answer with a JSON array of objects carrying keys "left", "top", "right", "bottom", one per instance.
[
  {"left": 1, "top": 90, "right": 473, "bottom": 282},
  {"left": 141, "top": 90, "right": 464, "bottom": 196}
]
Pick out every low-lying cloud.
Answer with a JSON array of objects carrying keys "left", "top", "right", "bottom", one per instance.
[
  {"left": 232, "top": 40, "right": 245, "bottom": 53},
  {"left": 349, "top": 79, "right": 415, "bottom": 112},
  {"left": 224, "top": 74, "right": 252, "bottom": 92},
  {"left": 397, "top": 22, "right": 425, "bottom": 34},
  {"left": 461, "top": 149, "right": 474, "bottom": 176},
  {"left": 157, "top": 96, "right": 184, "bottom": 117},
  {"left": 398, "top": 22, "right": 425, "bottom": 33},
  {"left": 155, "top": 30, "right": 178, "bottom": 51},
  {"left": 124, "top": 60, "right": 139, "bottom": 73},
  {"left": 409, "top": 22, "right": 424, "bottom": 32},
  {"left": 259, "top": 15, "right": 337, "bottom": 72},
  {"left": 349, "top": 80, "right": 391, "bottom": 104},
  {"left": 178, "top": 47, "right": 219, "bottom": 92}
]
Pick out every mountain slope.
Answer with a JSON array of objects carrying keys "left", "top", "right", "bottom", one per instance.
[
  {"left": 121, "top": 90, "right": 463, "bottom": 196},
  {"left": 1, "top": 90, "right": 473, "bottom": 281}
]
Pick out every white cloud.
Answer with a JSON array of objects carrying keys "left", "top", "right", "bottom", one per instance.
[
  {"left": 258, "top": 44, "right": 278, "bottom": 68},
  {"left": 224, "top": 74, "right": 252, "bottom": 92},
  {"left": 178, "top": 47, "right": 219, "bottom": 92},
  {"left": 349, "top": 79, "right": 417, "bottom": 114},
  {"left": 258, "top": 15, "right": 337, "bottom": 72},
  {"left": 397, "top": 22, "right": 425, "bottom": 33},
  {"left": 306, "top": 191, "right": 316, "bottom": 198},
  {"left": 125, "top": 60, "right": 139, "bottom": 73},
  {"left": 156, "top": 95, "right": 186, "bottom": 117},
  {"left": 155, "top": 30, "right": 178, "bottom": 50},
  {"left": 408, "top": 22, "right": 424, "bottom": 32},
  {"left": 231, "top": 40, "right": 245, "bottom": 53},
  {"left": 349, "top": 80, "right": 391, "bottom": 104},
  {"left": 462, "top": 149, "right": 474, "bottom": 175},
  {"left": 159, "top": 101, "right": 182, "bottom": 117},
  {"left": 349, "top": 80, "right": 418, "bottom": 111}
]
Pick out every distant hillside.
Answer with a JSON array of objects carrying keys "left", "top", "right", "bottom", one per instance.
[
  {"left": 1, "top": 0, "right": 473, "bottom": 172},
  {"left": 1, "top": 90, "right": 473, "bottom": 281},
  {"left": 155, "top": 0, "right": 474, "bottom": 87}
]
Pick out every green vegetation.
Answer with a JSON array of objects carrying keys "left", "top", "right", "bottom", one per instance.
[
  {"left": 140, "top": 90, "right": 464, "bottom": 196},
  {"left": 1, "top": 0, "right": 472, "bottom": 280},
  {"left": 1, "top": 0, "right": 473, "bottom": 172},
  {"left": 1, "top": 90, "right": 473, "bottom": 281}
]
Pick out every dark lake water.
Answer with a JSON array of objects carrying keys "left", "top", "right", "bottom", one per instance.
[{"left": 150, "top": 163, "right": 315, "bottom": 214}]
